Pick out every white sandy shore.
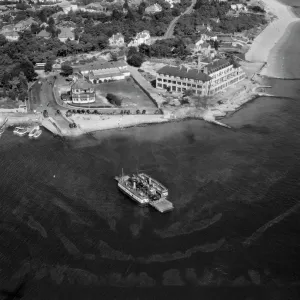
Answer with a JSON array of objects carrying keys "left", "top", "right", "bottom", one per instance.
[{"left": 246, "top": 0, "right": 299, "bottom": 64}]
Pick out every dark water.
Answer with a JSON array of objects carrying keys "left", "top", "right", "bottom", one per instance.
[
  {"left": 1, "top": 86, "right": 300, "bottom": 298},
  {"left": 278, "top": 0, "right": 300, "bottom": 15}
]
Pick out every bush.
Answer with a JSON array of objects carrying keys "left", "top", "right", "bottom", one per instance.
[
  {"left": 127, "top": 53, "right": 144, "bottom": 67},
  {"left": 106, "top": 93, "right": 122, "bottom": 106}
]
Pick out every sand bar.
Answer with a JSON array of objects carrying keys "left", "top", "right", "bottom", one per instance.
[{"left": 246, "top": 0, "right": 299, "bottom": 64}]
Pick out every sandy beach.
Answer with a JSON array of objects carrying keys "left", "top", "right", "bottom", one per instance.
[{"left": 246, "top": 0, "right": 300, "bottom": 78}]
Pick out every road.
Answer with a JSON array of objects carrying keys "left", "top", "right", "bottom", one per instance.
[
  {"left": 164, "top": 0, "right": 197, "bottom": 39},
  {"left": 29, "top": 77, "right": 71, "bottom": 130}
]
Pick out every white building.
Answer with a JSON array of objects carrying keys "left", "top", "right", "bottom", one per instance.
[
  {"left": 128, "top": 30, "right": 151, "bottom": 48},
  {"left": 109, "top": 33, "right": 125, "bottom": 47},
  {"left": 145, "top": 3, "right": 162, "bottom": 14},
  {"left": 230, "top": 3, "right": 248, "bottom": 12},
  {"left": 71, "top": 78, "right": 96, "bottom": 104},
  {"left": 2, "top": 31, "right": 19, "bottom": 41},
  {"left": 87, "top": 60, "right": 130, "bottom": 84},
  {"left": 164, "top": 0, "right": 180, "bottom": 8},
  {"left": 156, "top": 59, "right": 245, "bottom": 96}
]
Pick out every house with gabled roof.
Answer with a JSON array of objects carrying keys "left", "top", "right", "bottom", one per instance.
[
  {"left": 71, "top": 78, "right": 95, "bottom": 104},
  {"left": 128, "top": 30, "right": 151, "bottom": 48},
  {"left": 14, "top": 17, "right": 37, "bottom": 32},
  {"left": 109, "top": 33, "right": 125, "bottom": 47},
  {"left": 2, "top": 31, "right": 19, "bottom": 41},
  {"left": 0, "top": 24, "right": 15, "bottom": 34},
  {"left": 145, "top": 3, "right": 162, "bottom": 14},
  {"left": 37, "top": 29, "right": 51, "bottom": 39},
  {"left": 57, "top": 27, "right": 75, "bottom": 43}
]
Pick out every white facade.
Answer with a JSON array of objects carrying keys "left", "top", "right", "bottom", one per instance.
[
  {"left": 156, "top": 60, "right": 246, "bottom": 96},
  {"left": 109, "top": 33, "right": 125, "bottom": 47},
  {"left": 231, "top": 4, "right": 248, "bottom": 12},
  {"left": 164, "top": 0, "right": 180, "bottom": 8},
  {"left": 128, "top": 30, "right": 151, "bottom": 48}
]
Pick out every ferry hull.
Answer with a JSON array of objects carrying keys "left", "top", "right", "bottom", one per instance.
[{"left": 117, "top": 183, "right": 148, "bottom": 206}]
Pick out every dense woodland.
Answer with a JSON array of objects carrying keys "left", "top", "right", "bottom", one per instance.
[{"left": 175, "top": 0, "right": 267, "bottom": 35}]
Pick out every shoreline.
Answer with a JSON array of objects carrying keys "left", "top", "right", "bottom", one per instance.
[{"left": 1, "top": 0, "right": 296, "bottom": 136}]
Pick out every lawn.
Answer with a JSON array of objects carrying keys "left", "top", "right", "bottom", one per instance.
[{"left": 94, "top": 77, "right": 156, "bottom": 108}]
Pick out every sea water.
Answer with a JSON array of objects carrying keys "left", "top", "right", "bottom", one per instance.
[{"left": 1, "top": 87, "right": 300, "bottom": 297}]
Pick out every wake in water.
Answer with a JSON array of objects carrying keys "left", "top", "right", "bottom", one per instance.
[{"left": 243, "top": 201, "right": 300, "bottom": 247}]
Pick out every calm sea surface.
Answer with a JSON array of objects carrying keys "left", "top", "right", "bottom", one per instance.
[
  {"left": 2, "top": 6, "right": 300, "bottom": 298},
  {"left": 1, "top": 89, "right": 300, "bottom": 298}
]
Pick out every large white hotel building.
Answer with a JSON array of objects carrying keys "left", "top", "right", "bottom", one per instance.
[{"left": 156, "top": 59, "right": 245, "bottom": 96}]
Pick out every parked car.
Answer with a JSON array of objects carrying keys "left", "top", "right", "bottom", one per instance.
[{"left": 43, "top": 110, "right": 49, "bottom": 118}]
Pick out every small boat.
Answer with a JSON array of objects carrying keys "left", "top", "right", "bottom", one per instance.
[
  {"left": 32, "top": 128, "right": 42, "bottom": 139},
  {"left": 13, "top": 127, "right": 28, "bottom": 136},
  {"left": 28, "top": 125, "right": 40, "bottom": 138},
  {"left": 0, "top": 128, "right": 4, "bottom": 135}
]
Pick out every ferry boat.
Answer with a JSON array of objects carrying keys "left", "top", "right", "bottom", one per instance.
[
  {"left": 115, "top": 170, "right": 173, "bottom": 213},
  {"left": 28, "top": 125, "right": 40, "bottom": 138},
  {"left": 13, "top": 127, "right": 29, "bottom": 136}
]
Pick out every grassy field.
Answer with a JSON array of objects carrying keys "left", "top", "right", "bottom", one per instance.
[{"left": 95, "top": 77, "right": 156, "bottom": 108}]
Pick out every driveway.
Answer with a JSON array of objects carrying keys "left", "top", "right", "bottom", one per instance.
[{"left": 164, "top": 0, "right": 197, "bottom": 39}]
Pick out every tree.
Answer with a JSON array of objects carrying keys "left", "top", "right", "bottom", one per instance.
[
  {"left": 18, "top": 71, "right": 28, "bottom": 94},
  {"left": 127, "top": 46, "right": 138, "bottom": 57},
  {"left": 48, "top": 17, "right": 55, "bottom": 27},
  {"left": 138, "top": 43, "right": 150, "bottom": 56},
  {"left": 39, "top": 9, "right": 48, "bottom": 23},
  {"left": 0, "top": 34, "right": 6, "bottom": 47},
  {"left": 213, "top": 40, "right": 219, "bottom": 50},
  {"left": 61, "top": 64, "right": 73, "bottom": 76},
  {"left": 138, "top": 2, "right": 146, "bottom": 15},
  {"left": 18, "top": 60, "right": 37, "bottom": 82},
  {"left": 127, "top": 53, "right": 144, "bottom": 67},
  {"left": 110, "top": 52, "right": 118, "bottom": 61},
  {"left": 30, "top": 23, "right": 40, "bottom": 34},
  {"left": 106, "top": 93, "right": 122, "bottom": 106},
  {"left": 44, "top": 60, "right": 53, "bottom": 72}
]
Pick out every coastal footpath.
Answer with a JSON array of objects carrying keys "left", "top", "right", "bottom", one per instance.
[{"left": 246, "top": 0, "right": 299, "bottom": 78}]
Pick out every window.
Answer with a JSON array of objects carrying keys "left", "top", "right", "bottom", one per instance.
[
  {"left": 187, "top": 83, "right": 191, "bottom": 87},
  {"left": 192, "top": 84, "right": 196, "bottom": 87},
  {"left": 157, "top": 83, "right": 162, "bottom": 87},
  {"left": 172, "top": 81, "right": 176, "bottom": 84},
  {"left": 157, "top": 78, "right": 162, "bottom": 81},
  {"left": 182, "top": 83, "right": 187, "bottom": 86},
  {"left": 172, "top": 86, "right": 176, "bottom": 91},
  {"left": 163, "top": 79, "right": 167, "bottom": 82},
  {"left": 168, "top": 80, "right": 171, "bottom": 83}
]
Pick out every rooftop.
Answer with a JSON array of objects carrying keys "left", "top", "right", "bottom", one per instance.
[
  {"left": 204, "top": 59, "right": 231, "bottom": 74},
  {"left": 72, "top": 78, "right": 93, "bottom": 90},
  {"left": 3, "top": 31, "right": 19, "bottom": 37},
  {"left": 57, "top": 27, "right": 74, "bottom": 39},
  {"left": 75, "top": 60, "right": 127, "bottom": 72},
  {"left": 37, "top": 29, "right": 51, "bottom": 38},
  {"left": 157, "top": 65, "right": 211, "bottom": 82}
]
